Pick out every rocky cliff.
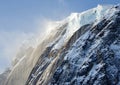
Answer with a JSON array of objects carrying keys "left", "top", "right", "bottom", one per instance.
[{"left": 5, "top": 5, "right": 120, "bottom": 85}]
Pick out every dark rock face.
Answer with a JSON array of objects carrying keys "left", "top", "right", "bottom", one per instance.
[
  {"left": 53, "top": 13, "right": 120, "bottom": 85},
  {"left": 49, "top": 12, "right": 120, "bottom": 85},
  {"left": 25, "top": 10, "right": 120, "bottom": 85}
]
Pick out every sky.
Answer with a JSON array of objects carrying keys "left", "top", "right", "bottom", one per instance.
[{"left": 0, "top": 0, "right": 120, "bottom": 73}]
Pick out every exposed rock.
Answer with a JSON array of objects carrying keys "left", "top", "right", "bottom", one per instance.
[{"left": 5, "top": 5, "right": 120, "bottom": 85}]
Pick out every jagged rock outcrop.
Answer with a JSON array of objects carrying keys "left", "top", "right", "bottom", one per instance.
[
  {"left": 5, "top": 5, "right": 120, "bottom": 85},
  {"left": 49, "top": 13, "right": 120, "bottom": 85}
]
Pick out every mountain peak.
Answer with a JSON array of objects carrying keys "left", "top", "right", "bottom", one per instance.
[{"left": 4, "top": 4, "right": 120, "bottom": 85}]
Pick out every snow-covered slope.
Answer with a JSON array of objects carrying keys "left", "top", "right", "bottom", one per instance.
[{"left": 5, "top": 4, "right": 120, "bottom": 85}]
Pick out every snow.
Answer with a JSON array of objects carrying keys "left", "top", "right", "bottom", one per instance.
[
  {"left": 6, "top": 4, "right": 120, "bottom": 85},
  {"left": 51, "top": 4, "right": 118, "bottom": 50},
  {"left": 82, "top": 63, "right": 104, "bottom": 83},
  {"left": 83, "top": 63, "right": 103, "bottom": 78},
  {"left": 110, "top": 42, "right": 120, "bottom": 58},
  {"left": 64, "top": 30, "right": 91, "bottom": 61}
]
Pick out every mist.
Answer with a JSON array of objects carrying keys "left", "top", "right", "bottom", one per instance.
[
  {"left": 0, "top": 18, "right": 57, "bottom": 73},
  {"left": 0, "top": 16, "right": 71, "bottom": 75}
]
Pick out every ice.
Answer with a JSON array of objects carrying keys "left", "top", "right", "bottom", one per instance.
[
  {"left": 6, "top": 4, "right": 120, "bottom": 85},
  {"left": 52, "top": 5, "right": 117, "bottom": 50}
]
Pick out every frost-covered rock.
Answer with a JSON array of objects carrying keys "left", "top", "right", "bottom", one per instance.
[{"left": 5, "top": 4, "right": 120, "bottom": 85}]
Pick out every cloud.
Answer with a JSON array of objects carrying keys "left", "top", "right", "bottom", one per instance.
[
  {"left": 0, "top": 0, "right": 72, "bottom": 74},
  {"left": 0, "top": 17, "right": 59, "bottom": 73},
  {"left": 0, "top": 30, "right": 35, "bottom": 72},
  {"left": 0, "top": 22, "right": 38, "bottom": 73},
  {"left": 0, "top": 1, "right": 71, "bottom": 73}
]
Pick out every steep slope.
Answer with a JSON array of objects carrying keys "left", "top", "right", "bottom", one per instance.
[
  {"left": 5, "top": 5, "right": 120, "bottom": 85},
  {"left": 49, "top": 13, "right": 120, "bottom": 85},
  {"left": 0, "top": 68, "right": 10, "bottom": 85}
]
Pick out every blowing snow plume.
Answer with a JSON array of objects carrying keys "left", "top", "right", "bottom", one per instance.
[
  {"left": 0, "top": 18, "right": 61, "bottom": 85},
  {"left": 4, "top": 18, "right": 64, "bottom": 85},
  {"left": 3, "top": 4, "right": 120, "bottom": 85}
]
